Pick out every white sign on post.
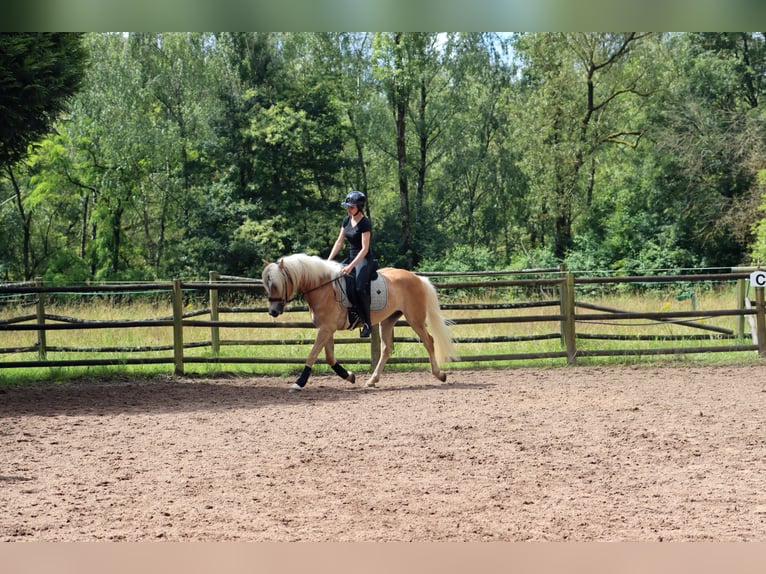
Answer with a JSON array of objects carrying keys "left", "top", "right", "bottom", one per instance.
[{"left": 750, "top": 269, "right": 766, "bottom": 288}]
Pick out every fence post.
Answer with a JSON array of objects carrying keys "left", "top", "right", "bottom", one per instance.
[
  {"left": 560, "top": 273, "right": 577, "bottom": 364},
  {"left": 172, "top": 279, "right": 185, "bottom": 375},
  {"left": 756, "top": 286, "right": 766, "bottom": 357},
  {"left": 209, "top": 271, "right": 220, "bottom": 355},
  {"left": 737, "top": 278, "right": 746, "bottom": 340},
  {"left": 35, "top": 277, "right": 47, "bottom": 360},
  {"left": 558, "top": 265, "right": 566, "bottom": 348}
]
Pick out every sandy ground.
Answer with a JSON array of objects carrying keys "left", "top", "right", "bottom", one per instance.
[{"left": 1, "top": 364, "right": 766, "bottom": 542}]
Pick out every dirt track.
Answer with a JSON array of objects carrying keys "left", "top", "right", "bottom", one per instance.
[{"left": 2, "top": 365, "right": 766, "bottom": 541}]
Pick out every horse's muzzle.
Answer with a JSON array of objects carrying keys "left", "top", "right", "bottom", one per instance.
[{"left": 268, "top": 302, "right": 284, "bottom": 317}]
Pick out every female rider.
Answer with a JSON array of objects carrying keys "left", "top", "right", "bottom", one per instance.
[{"left": 328, "top": 191, "right": 373, "bottom": 337}]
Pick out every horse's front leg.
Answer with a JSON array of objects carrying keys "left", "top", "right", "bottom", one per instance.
[
  {"left": 324, "top": 337, "right": 356, "bottom": 384},
  {"left": 290, "top": 327, "right": 335, "bottom": 392}
]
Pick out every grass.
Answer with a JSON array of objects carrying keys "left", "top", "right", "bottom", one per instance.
[{"left": 0, "top": 282, "right": 762, "bottom": 387}]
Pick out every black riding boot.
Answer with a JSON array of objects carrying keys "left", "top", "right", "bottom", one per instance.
[{"left": 358, "top": 290, "right": 371, "bottom": 338}]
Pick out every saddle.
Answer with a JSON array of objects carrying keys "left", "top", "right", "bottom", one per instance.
[{"left": 337, "top": 272, "right": 388, "bottom": 329}]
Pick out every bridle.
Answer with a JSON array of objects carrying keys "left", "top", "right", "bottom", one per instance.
[
  {"left": 267, "top": 263, "right": 343, "bottom": 308},
  {"left": 267, "top": 266, "right": 293, "bottom": 307}
]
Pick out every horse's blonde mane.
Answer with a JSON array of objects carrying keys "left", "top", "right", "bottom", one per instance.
[{"left": 269, "top": 253, "right": 341, "bottom": 297}]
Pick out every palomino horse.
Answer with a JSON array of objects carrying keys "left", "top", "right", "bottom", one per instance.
[{"left": 262, "top": 253, "right": 456, "bottom": 391}]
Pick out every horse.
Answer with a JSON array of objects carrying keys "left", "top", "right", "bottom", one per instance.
[{"left": 262, "top": 253, "right": 456, "bottom": 391}]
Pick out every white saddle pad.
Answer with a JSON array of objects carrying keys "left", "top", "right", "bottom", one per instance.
[{"left": 337, "top": 274, "right": 388, "bottom": 311}]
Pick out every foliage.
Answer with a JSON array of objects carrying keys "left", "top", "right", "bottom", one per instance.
[
  {"left": 416, "top": 244, "right": 498, "bottom": 273},
  {"left": 749, "top": 170, "right": 766, "bottom": 264},
  {"left": 42, "top": 250, "right": 92, "bottom": 284},
  {"left": 0, "top": 33, "right": 87, "bottom": 168},
  {"left": 2, "top": 32, "right": 766, "bottom": 283}
]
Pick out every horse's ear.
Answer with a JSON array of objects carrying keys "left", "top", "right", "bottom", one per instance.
[
  {"left": 278, "top": 259, "right": 285, "bottom": 270},
  {"left": 262, "top": 258, "right": 270, "bottom": 267}
]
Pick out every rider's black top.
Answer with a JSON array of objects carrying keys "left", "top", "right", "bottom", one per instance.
[{"left": 342, "top": 215, "right": 373, "bottom": 260}]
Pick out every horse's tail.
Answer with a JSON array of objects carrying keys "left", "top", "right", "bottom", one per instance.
[{"left": 419, "top": 275, "right": 457, "bottom": 365}]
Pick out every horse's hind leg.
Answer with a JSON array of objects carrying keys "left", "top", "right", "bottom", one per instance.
[
  {"left": 408, "top": 319, "right": 447, "bottom": 383},
  {"left": 366, "top": 313, "right": 399, "bottom": 388}
]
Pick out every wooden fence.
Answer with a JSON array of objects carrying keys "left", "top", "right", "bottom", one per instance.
[{"left": 1, "top": 269, "right": 765, "bottom": 375}]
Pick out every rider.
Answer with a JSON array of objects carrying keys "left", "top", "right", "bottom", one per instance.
[{"left": 328, "top": 190, "right": 373, "bottom": 338}]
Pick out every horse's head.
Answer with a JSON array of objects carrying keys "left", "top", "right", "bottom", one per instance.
[{"left": 261, "top": 258, "right": 291, "bottom": 317}]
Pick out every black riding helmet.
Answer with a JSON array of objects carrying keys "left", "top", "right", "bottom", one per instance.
[{"left": 341, "top": 190, "right": 366, "bottom": 210}]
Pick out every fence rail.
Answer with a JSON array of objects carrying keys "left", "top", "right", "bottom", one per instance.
[{"left": 1, "top": 269, "right": 765, "bottom": 375}]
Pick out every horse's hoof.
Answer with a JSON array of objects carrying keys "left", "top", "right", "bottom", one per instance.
[
  {"left": 438, "top": 372, "right": 447, "bottom": 382},
  {"left": 289, "top": 383, "right": 303, "bottom": 392},
  {"left": 348, "top": 372, "right": 356, "bottom": 384},
  {"left": 365, "top": 381, "right": 377, "bottom": 388}
]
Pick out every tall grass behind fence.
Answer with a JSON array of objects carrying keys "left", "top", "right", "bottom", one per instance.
[
  {"left": 426, "top": 269, "right": 765, "bottom": 366},
  {"left": 1, "top": 268, "right": 765, "bottom": 379}
]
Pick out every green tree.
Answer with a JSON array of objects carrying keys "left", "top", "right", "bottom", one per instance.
[
  {"left": 372, "top": 32, "right": 418, "bottom": 267},
  {"left": 371, "top": 32, "right": 496, "bottom": 268},
  {"left": 205, "top": 33, "right": 350, "bottom": 269},
  {"left": 513, "top": 32, "right": 656, "bottom": 261},
  {"left": 54, "top": 33, "right": 227, "bottom": 280},
  {"left": 61, "top": 33, "right": 158, "bottom": 280},
  {"left": 9, "top": 31, "right": 766, "bottom": 284},
  {"left": 0, "top": 33, "right": 87, "bottom": 168},
  {"left": 290, "top": 33, "right": 382, "bottom": 221},
  {"left": 0, "top": 33, "right": 87, "bottom": 280},
  {"left": 173, "top": 32, "right": 280, "bottom": 276},
  {"left": 648, "top": 33, "right": 766, "bottom": 268},
  {"left": 429, "top": 33, "right": 524, "bottom": 265}
]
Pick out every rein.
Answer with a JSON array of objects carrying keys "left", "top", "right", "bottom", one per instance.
[{"left": 268, "top": 268, "right": 343, "bottom": 305}]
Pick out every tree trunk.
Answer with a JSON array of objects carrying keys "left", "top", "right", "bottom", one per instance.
[
  {"left": 396, "top": 98, "right": 413, "bottom": 267},
  {"left": 6, "top": 166, "right": 32, "bottom": 280},
  {"left": 111, "top": 205, "right": 123, "bottom": 274},
  {"left": 416, "top": 79, "right": 427, "bottom": 223},
  {"left": 554, "top": 212, "right": 572, "bottom": 260},
  {"left": 393, "top": 33, "right": 414, "bottom": 268}
]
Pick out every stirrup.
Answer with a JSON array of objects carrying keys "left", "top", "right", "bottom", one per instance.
[
  {"left": 360, "top": 323, "right": 371, "bottom": 338},
  {"left": 348, "top": 310, "right": 361, "bottom": 331}
]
